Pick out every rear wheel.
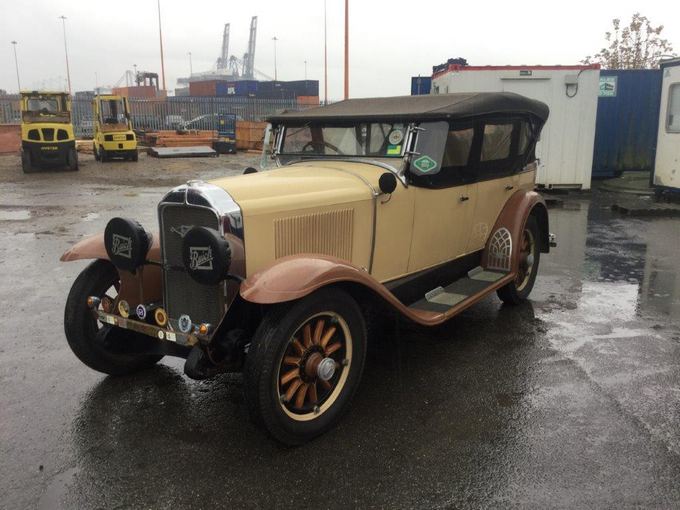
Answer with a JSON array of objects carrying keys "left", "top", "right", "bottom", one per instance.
[
  {"left": 67, "top": 147, "right": 78, "bottom": 171},
  {"left": 99, "top": 146, "right": 108, "bottom": 162},
  {"left": 244, "top": 288, "right": 367, "bottom": 445},
  {"left": 497, "top": 215, "right": 540, "bottom": 305},
  {"left": 64, "top": 259, "right": 162, "bottom": 375},
  {"left": 21, "top": 151, "right": 35, "bottom": 173},
  {"left": 131, "top": 150, "right": 139, "bottom": 162},
  {"left": 93, "top": 142, "right": 100, "bottom": 161}
]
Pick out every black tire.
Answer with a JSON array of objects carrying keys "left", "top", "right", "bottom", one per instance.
[
  {"left": 131, "top": 150, "right": 139, "bottom": 162},
  {"left": 21, "top": 151, "right": 35, "bottom": 173},
  {"left": 99, "top": 146, "right": 108, "bottom": 162},
  {"left": 64, "top": 259, "right": 162, "bottom": 375},
  {"left": 497, "top": 215, "right": 540, "bottom": 305},
  {"left": 67, "top": 147, "right": 78, "bottom": 171},
  {"left": 93, "top": 143, "right": 100, "bottom": 161},
  {"left": 244, "top": 287, "right": 367, "bottom": 445}
]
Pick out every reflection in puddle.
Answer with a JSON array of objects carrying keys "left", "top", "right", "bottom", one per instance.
[
  {"left": 81, "top": 212, "right": 100, "bottom": 222},
  {"left": 0, "top": 209, "right": 32, "bottom": 221}
]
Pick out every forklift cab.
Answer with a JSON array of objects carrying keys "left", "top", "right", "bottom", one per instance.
[
  {"left": 93, "top": 95, "right": 138, "bottom": 162},
  {"left": 20, "top": 91, "right": 78, "bottom": 173}
]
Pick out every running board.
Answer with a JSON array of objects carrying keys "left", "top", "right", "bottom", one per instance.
[{"left": 408, "top": 267, "right": 509, "bottom": 313}]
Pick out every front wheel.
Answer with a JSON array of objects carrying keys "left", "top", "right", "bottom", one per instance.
[
  {"left": 244, "top": 288, "right": 367, "bottom": 445},
  {"left": 64, "top": 259, "right": 162, "bottom": 375},
  {"left": 497, "top": 215, "right": 540, "bottom": 305}
]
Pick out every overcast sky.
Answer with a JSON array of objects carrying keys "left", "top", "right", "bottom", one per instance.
[{"left": 1, "top": 0, "right": 678, "bottom": 99}]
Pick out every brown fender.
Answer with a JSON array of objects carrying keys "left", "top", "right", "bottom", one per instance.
[
  {"left": 60, "top": 232, "right": 162, "bottom": 308},
  {"left": 481, "top": 190, "right": 549, "bottom": 275},
  {"left": 239, "top": 254, "right": 514, "bottom": 327},
  {"left": 60, "top": 232, "right": 161, "bottom": 263}
]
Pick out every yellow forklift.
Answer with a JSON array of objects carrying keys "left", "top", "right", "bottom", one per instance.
[
  {"left": 20, "top": 91, "right": 78, "bottom": 173},
  {"left": 92, "top": 95, "right": 138, "bottom": 162}
]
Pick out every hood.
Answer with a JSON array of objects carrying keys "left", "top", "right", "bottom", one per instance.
[{"left": 209, "top": 161, "right": 383, "bottom": 216}]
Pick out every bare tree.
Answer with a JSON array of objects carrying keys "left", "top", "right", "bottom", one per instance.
[{"left": 583, "top": 13, "right": 675, "bottom": 69}]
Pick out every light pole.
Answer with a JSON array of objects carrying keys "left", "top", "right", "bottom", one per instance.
[
  {"left": 272, "top": 36, "right": 279, "bottom": 81},
  {"left": 323, "top": 0, "right": 328, "bottom": 104},
  {"left": 133, "top": 63, "right": 138, "bottom": 85},
  {"left": 344, "top": 0, "right": 349, "bottom": 99},
  {"left": 157, "top": 0, "right": 166, "bottom": 91},
  {"left": 11, "top": 41, "right": 21, "bottom": 92},
  {"left": 304, "top": 60, "right": 307, "bottom": 80},
  {"left": 188, "top": 52, "right": 193, "bottom": 75},
  {"left": 59, "top": 16, "right": 72, "bottom": 93}
]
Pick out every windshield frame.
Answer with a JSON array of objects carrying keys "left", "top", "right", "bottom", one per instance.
[{"left": 277, "top": 122, "right": 410, "bottom": 160}]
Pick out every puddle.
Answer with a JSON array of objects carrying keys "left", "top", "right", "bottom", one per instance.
[
  {"left": 82, "top": 212, "right": 100, "bottom": 222},
  {"left": 0, "top": 209, "right": 32, "bottom": 221}
]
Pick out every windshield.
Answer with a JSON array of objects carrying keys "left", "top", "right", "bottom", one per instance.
[
  {"left": 99, "top": 99, "right": 128, "bottom": 124},
  {"left": 27, "top": 98, "right": 61, "bottom": 113},
  {"left": 280, "top": 123, "right": 407, "bottom": 158}
]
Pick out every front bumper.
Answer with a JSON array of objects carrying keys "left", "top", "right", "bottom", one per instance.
[{"left": 95, "top": 309, "right": 201, "bottom": 347}]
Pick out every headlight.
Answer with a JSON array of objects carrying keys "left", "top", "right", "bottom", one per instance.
[
  {"left": 104, "top": 217, "right": 152, "bottom": 272},
  {"left": 181, "top": 226, "right": 232, "bottom": 285}
]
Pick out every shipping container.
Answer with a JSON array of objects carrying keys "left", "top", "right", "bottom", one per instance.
[
  {"left": 215, "top": 81, "right": 237, "bottom": 97},
  {"left": 652, "top": 58, "right": 680, "bottom": 191},
  {"left": 592, "top": 70, "right": 662, "bottom": 178},
  {"left": 112, "top": 85, "right": 159, "bottom": 99},
  {"left": 235, "top": 80, "right": 259, "bottom": 97},
  {"left": 189, "top": 80, "right": 218, "bottom": 97},
  {"left": 411, "top": 76, "right": 431, "bottom": 95},
  {"left": 297, "top": 95, "right": 320, "bottom": 106},
  {"left": 432, "top": 64, "right": 600, "bottom": 189}
]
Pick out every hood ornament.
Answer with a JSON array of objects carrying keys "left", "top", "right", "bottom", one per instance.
[{"left": 170, "top": 225, "right": 192, "bottom": 238}]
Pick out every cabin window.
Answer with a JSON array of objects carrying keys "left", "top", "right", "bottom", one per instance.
[
  {"left": 481, "top": 123, "right": 513, "bottom": 162},
  {"left": 442, "top": 128, "right": 474, "bottom": 167},
  {"left": 668, "top": 83, "right": 680, "bottom": 133}
]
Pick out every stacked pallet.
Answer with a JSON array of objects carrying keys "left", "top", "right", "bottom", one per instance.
[
  {"left": 75, "top": 140, "right": 94, "bottom": 154},
  {"left": 236, "top": 121, "right": 267, "bottom": 151},
  {"left": 145, "top": 130, "right": 218, "bottom": 148}
]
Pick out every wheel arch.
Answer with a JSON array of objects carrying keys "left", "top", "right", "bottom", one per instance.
[{"left": 481, "top": 190, "right": 549, "bottom": 274}]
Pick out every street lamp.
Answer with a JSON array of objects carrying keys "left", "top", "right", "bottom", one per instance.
[
  {"left": 344, "top": 0, "right": 349, "bottom": 99},
  {"left": 188, "top": 51, "right": 193, "bottom": 76},
  {"left": 10, "top": 41, "right": 21, "bottom": 92},
  {"left": 304, "top": 60, "right": 307, "bottom": 80},
  {"left": 59, "top": 16, "right": 72, "bottom": 94},
  {"left": 133, "top": 63, "right": 138, "bottom": 85},
  {"left": 272, "top": 36, "right": 278, "bottom": 81}
]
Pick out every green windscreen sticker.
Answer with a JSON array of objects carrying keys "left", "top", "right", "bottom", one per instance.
[
  {"left": 413, "top": 155, "right": 437, "bottom": 173},
  {"left": 386, "top": 144, "right": 402, "bottom": 155}
]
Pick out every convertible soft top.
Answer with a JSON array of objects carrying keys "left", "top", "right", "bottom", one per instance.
[{"left": 267, "top": 92, "right": 549, "bottom": 124}]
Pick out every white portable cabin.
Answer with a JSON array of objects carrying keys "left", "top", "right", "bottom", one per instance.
[
  {"left": 652, "top": 58, "right": 680, "bottom": 191},
  {"left": 431, "top": 65, "right": 600, "bottom": 189}
]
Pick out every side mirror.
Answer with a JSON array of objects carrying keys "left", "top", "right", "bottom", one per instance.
[{"left": 378, "top": 172, "right": 397, "bottom": 195}]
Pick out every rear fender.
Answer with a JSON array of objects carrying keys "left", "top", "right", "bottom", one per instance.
[{"left": 481, "top": 190, "right": 549, "bottom": 274}]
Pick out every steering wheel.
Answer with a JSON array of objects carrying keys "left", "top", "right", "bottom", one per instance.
[{"left": 301, "top": 141, "right": 343, "bottom": 155}]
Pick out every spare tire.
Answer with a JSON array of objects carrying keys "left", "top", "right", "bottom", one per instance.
[
  {"left": 181, "top": 226, "right": 232, "bottom": 285},
  {"left": 104, "top": 217, "right": 151, "bottom": 272}
]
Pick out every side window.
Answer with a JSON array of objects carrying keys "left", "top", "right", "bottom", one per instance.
[
  {"left": 442, "top": 128, "right": 474, "bottom": 167},
  {"left": 480, "top": 123, "right": 513, "bottom": 162},
  {"left": 668, "top": 84, "right": 680, "bottom": 133}
]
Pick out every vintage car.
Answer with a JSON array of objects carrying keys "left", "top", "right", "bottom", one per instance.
[{"left": 62, "top": 93, "right": 552, "bottom": 444}]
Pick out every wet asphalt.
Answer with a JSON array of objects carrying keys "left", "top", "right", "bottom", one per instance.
[{"left": 1, "top": 156, "right": 680, "bottom": 509}]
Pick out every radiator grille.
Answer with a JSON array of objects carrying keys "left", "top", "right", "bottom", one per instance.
[
  {"left": 160, "top": 204, "right": 224, "bottom": 325},
  {"left": 274, "top": 208, "right": 354, "bottom": 260}
]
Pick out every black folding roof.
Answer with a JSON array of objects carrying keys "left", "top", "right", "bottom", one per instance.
[{"left": 268, "top": 92, "right": 549, "bottom": 124}]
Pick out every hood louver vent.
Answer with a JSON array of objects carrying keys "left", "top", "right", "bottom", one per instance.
[{"left": 274, "top": 208, "right": 354, "bottom": 261}]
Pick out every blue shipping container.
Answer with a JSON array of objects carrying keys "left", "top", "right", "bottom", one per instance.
[
  {"left": 411, "top": 76, "right": 431, "bottom": 95},
  {"left": 234, "top": 80, "right": 259, "bottom": 96},
  {"left": 592, "top": 69, "right": 662, "bottom": 178}
]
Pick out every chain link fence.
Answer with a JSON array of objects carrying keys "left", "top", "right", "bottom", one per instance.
[{"left": 0, "top": 95, "right": 303, "bottom": 137}]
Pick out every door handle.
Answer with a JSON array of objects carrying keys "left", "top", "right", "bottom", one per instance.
[
  {"left": 505, "top": 185, "right": 514, "bottom": 191},
  {"left": 459, "top": 195, "right": 470, "bottom": 202}
]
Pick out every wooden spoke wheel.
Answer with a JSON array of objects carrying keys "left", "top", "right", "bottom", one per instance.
[
  {"left": 277, "top": 312, "right": 352, "bottom": 419},
  {"left": 515, "top": 227, "right": 536, "bottom": 292},
  {"left": 497, "top": 215, "right": 541, "bottom": 305},
  {"left": 244, "top": 287, "right": 367, "bottom": 445}
]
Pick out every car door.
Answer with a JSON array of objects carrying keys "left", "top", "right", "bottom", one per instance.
[
  {"left": 467, "top": 119, "right": 526, "bottom": 253},
  {"left": 407, "top": 121, "right": 478, "bottom": 273}
]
